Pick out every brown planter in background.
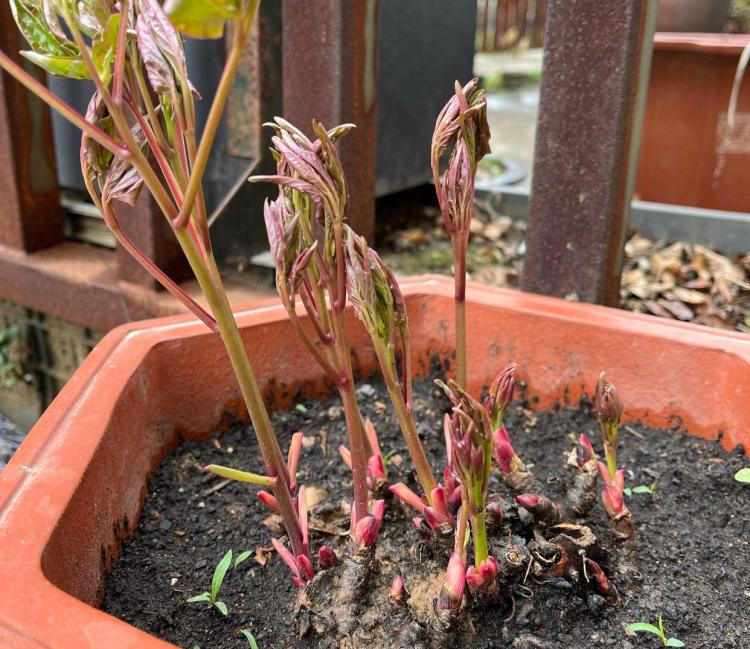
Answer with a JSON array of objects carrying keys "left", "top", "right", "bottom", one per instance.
[
  {"left": 636, "top": 33, "right": 750, "bottom": 214},
  {"left": 0, "top": 276, "right": 749, "bottom": 648}
]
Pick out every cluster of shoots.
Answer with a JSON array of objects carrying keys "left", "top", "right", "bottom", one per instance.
[{"left": 4, "top": 0, "right": 643, "bottom": 626}]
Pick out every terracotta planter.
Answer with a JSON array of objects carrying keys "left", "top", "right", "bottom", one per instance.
[
  {"left": 0, "top": 276, "right": 748, "bottom": 648},
  {"left": 636, "top": 33, "right": 750, "bottom": 213}
]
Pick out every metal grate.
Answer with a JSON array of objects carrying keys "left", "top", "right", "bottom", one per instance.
[
  {"left": 0, "top": 299, "right": 102, "bottom": 414},
  {"left": 476, "top": 0, "right": 546, "bottom": 52}
]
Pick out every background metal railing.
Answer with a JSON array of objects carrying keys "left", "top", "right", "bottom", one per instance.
[{"left": 476, "top": 0, "right": 546, "bottom": 51}]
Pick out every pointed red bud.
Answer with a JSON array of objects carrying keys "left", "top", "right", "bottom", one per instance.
[
  {"left": 595, "top": 372, "right": 623, "bottom": 427},
  {"left": 493, "top": 426, "right": 516, "bottom": 474},
  {"left": 338, "top": 444, "right": 353, "bottom": 470},
  {"left": 390, "top": 574, "right": 407, "bottom": 606},
  {"left": 287, "top": 432, "right": 303, "bottom": 493},
  {"left": 430, "top": 485, "right": 451, "bottom": 520},
  {"left": 488, "top": 362, "right": 517, "bottom": 423},
  {"left": 353, "top": 499, "right": 385, "bottom": 548},
  {"left": 367, "top": 453, "right": 387, "bottom": 480},
  {"left": 437, "top": 551, "right": 466, "bottom": 611},
  {"left": 577, "top": 434, "right": 595, "bottom": 467},
  {"left": 516, "top": 494, "right": 540, "bottom": 509},
  {"left": 389, "top": 482, "right": 427, "bottom": 514},
  {"left": 258, "top": 490, "right": 280, "bottom": 513},
  {"left": 318, "top": 545, "right": 337, "bottom": 568},
  {"left": 486, "top": 501, "right": 503, "bottom": 526},
  {"left": 297, "top": 553, "right": 314, "bottom": 581},
  {"left": 585, "top": 558, "right": 610, "bottom": 595},
  {"left": 466, "top": 556, "right": 498, "bottom": 588}
]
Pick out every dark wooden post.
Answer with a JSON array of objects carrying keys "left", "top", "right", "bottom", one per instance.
[
  {"left": 281, "top": 0, "right": 379, "bottom": 240},
  {"left": 521, "top": 0, "right": 656, "bottom": 305},
  {"left": 0, "top": 4, "right": 62, "bottom": 252}
]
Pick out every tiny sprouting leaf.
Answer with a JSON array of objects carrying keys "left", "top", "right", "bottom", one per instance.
[
  {"left": 241, "top": 629, "right": 259, "bottom": 648},
  {"left": 213, "top": 600, "right": 228, "bottom": 616},
  {"left": 295, "top": 403, "right": 308, "bottom": 414},
  {"left": 186, "top": 592, "right": 211, "bottom": 603},
  {"left": 211, "top": 549, "right": 233, "bottom": 600},
  {"left": 623, "top": 487, "right": 632, "bottom": 497},
  {"left": 666, "top": 640, "right": 685, "bottom": 648},
  {"left": 735, "top": 468, "right": 750, "bottom": 483},
  {"left": 164, "top": 0, "right": 240, "bottom": 39},
  {"left": 626, "top": 622, "right": 662, "bottom": 636},
  {"left": 234, "top": 550, "right": 252, "bottom": 569},
  {"left": 632, "top": 482, "right": 657, "bottom": 495}
]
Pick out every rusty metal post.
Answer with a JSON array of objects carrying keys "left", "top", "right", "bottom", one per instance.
[
  {"left": 281, "top": 0, "right": 379, "bottom": 240},
  {"left": 521, "top": 0, "right": 657, "bottom": 305},
  {"left": 0, "top": 4, "right": 62, "bottom": 252}
]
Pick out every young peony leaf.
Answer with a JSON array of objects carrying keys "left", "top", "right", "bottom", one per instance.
[
  {"left": 139, "top": 0, "right": 187, "bottom": 76},
  {"left": 735, "top": 467, "right": 750, "bottom": 483},
  {"left": 136, "top": 9, "right": 176, "bottom": 97},
  {"left": 164, "top": 0, "right": 240, "bottom": 39},
  {"left": 213, "top": 600, "right": 228, "bottom": 616},
  {"left": 75, "top": 0, "right": 110, "bottom": 39},
  {"left": 10, "top": 0, "right": 77, "bottom": 57},
  {"left": 19, "top": 50, "right": 88, "bottom": 79},
  {"left": 211, "top": 549, "right": 233, "bottom": 601},
  {"left": 91, "top": 14, "right": 120, "bottom": 86}
]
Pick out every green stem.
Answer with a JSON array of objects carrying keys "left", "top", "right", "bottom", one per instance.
[
  {"left": 0, "top": 51, "right": 129, "bottom": 157},
  {"left": 174, "top": 2, "right": 259, "bottom": 228},
  {"left": 470, "top": 510, "right": 488, "bottom": 566},
  {"left": 175, "top": 230, "right": 306, "bottom": 559},
  {"left": 330, "top": 309, "right": 369, "bottom": 524},
  {"left": 452, "top": 238, "right": 467, "bottom": 389},
  {"left": 378, "top": 344, "right": 437, "bottom": 499}
]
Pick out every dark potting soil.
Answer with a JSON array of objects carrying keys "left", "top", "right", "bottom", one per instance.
[{"left": 102, "top": 378, "right": 750, "bottom": 649}]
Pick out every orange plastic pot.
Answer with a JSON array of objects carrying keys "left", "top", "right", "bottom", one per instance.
[{"left": 0, "top": 276, "right": 748, "bottom": 648}]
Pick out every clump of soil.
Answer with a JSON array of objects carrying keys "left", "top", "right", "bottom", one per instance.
[{"left": 102, "top": 379, "right": 750, "bottom": 649}]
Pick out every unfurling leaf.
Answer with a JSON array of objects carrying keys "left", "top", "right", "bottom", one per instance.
[
  {"left": 164, "top": 0, "right": 240, "bottom": 39},
  {"left": 212, "top": 600, "right": 228, "bottom": 616}
]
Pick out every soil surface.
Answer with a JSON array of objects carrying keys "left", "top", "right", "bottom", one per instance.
[{"left": 103, "top": 379, "right": 750, "bottom": 649}]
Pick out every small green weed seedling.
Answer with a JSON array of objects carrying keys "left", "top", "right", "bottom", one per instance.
[
  {"left": 241, "top": 629, "right": 259, "bottom": 648},
  {"left": 735, "top": 468, "right": 750, "bottom": 483},
  {"left": 234, "top": 550, "right": 253, "bottom": 570},
  {"left": 187, "top": 549, "right": 233, "bottom": 616},
  {"left": 624, "top": 480, "right": 657, "bottom": 497},
  {"left": 626, "top": 615, "right": 684, "bottom": 647}
]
